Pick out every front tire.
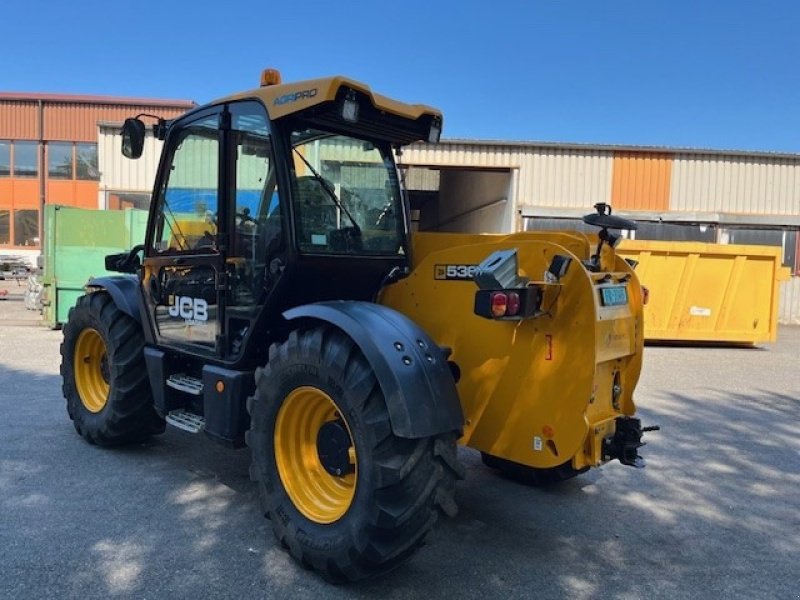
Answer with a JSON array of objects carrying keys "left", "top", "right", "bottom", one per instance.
[
  {"left": 60, "top": 292, "right": 164, "bottom": 446},
  {"left": 247, "top": 326, "right": 462, "bottom": 582}
]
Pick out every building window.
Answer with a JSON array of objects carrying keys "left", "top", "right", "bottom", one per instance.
[
  {"left": 107, "top": 192, "right": 151, "bottom": 210},
  {"left": 0, "top": 210, "right": 9, "bottom": 244},
  {"left": 0, "top": 142, "right": 10, "bottom": 177},
  {"left": 13, "top": 210, "right": 38, "bottom": 246},
  {"left": 727, "top": 227, "right": 797, "bottom": 271},
  {"left": 76, "top": 143, "right": 99, "bottom": 180},
  {"left": 635, "top": 222, "right": 718, "bottom": 243},
  {"left": 13, "top": 141, "right": 38, "bottom": 178},
  {"left": 48, "top": 143, "right": 74, "bottom": 179}
]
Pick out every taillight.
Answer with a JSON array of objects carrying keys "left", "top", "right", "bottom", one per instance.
[
  {"left": 491, "top": 292, "right": 508, "bottom": 317},
  {"left": 507, "top": 292, "right": 520, "bottom": 316},
  {"left": 474, "top": 287, "right": 543, "bottom": 320}
]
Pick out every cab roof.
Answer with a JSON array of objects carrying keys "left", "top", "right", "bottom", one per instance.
[{"left": 219, "top": 75, "right": 442, "bottom": 123}]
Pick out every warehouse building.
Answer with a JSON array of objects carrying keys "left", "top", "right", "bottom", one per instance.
[
  {"left": 98, "top": 127, "right": 800, "bottom": 315},
  {"left": 95, "top": 125, "right": 800, "bottom": 322},
  {"left": 0, "top": 92, "right": 193, "bottom": 264},
  {"left": 397, "top": 140, "right": 800, "bottom": 323}
]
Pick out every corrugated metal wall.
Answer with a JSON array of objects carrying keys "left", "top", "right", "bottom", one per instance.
[
  {"left": 402, "top": 143, "right": 613, "bottom": 209},
  {"left": 611, "top": 152, "right": 672, "bottom": 210},
  {"left": 778, "top": 277, "right": 800, "bottom": 325},
  {"left": 402, "top": 142, "right": 519, "bottom": 168},
  {"left": 99, "top": 125, "right": 164, "bottom": 192},
  {"left": 43, "top": 103, "right": 188, "bottom": 142},
  {"left": 670, "top": 154, "right": 800, "bottom": 215},
  {"left": 0, "top": 101, "right": 38, "bottom": 139},
  {"left": 522, "top": 148, "right": 613, "bottom": 209},
  {"left": 0, "top": 99, "right": 189, "bottom": 142}
]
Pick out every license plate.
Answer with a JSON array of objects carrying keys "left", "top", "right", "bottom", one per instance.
[{"left": 600, "top": 286, "right": 628, "bottom": 307}]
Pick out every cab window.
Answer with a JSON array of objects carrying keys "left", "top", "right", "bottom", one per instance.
[
  {"left": 289, "top": 129, "right": 404, "bottom": 256},
  {"left": 151, "top": 114, "right": 219, "bottom": 254}
]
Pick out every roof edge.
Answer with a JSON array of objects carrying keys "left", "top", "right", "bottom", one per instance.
[
  {"left": 0, "top": 91, "right": 196, "bottom": 109},
  {"left": 436, "top": 138, "right": 800, "bottom": 161}
]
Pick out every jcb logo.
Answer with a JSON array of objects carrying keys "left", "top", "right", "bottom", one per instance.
[{"left": 168, "top": 296, "right": 208, "bottom": 322}]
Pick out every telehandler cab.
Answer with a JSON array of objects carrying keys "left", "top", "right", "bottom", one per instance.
[{"left": 61, "top": 69, "right": 654, "bottom": 582}]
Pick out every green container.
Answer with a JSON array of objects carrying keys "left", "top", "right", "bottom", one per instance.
[{"left": 42, "top": 206, "right": 148, "bottom": 327}]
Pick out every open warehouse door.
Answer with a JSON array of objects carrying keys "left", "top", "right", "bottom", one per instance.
[{"left": 404, "top": 166, "right": 517, "bottom": 234}]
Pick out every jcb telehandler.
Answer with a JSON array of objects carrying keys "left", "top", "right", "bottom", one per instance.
[{"left": 61, "top": 69, "right": 653, "bottom": 582}]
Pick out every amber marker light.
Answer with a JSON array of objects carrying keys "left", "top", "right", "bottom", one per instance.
[{"left": 260, "top": 69, "right": 282, "bottom": 86}]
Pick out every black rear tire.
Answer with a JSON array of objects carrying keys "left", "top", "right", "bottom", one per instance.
[
  {"left": 481, "top": 452, "right": 587, "bottom": 486},
  {"left": 246, "top": 326, "right": 463, "bottom": 583},
  {"left": 60, "top": 292, "right": 164, "bottom": 446}
]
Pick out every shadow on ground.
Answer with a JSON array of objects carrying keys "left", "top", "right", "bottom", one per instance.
[{"left": 0, "top": 349, "right": 798, "bottom": 598}]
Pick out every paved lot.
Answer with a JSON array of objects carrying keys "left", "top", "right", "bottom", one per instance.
[{"left": 1, "top": 283, "right": 798, "bottom": 599}]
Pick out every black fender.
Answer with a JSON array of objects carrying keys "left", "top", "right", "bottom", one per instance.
[
  {"left": 87, "top": 275, "right": 142, "bottom": 324},
  {"left": 283, "top": 301, "right": 464, "bottom": 439}
]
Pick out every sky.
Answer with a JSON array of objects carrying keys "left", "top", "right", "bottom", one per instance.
[{"left": 3, "top": 0, "right": 800, "bottom": 153}]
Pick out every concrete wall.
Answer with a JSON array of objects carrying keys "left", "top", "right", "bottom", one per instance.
[{"left": 426, "top": 170, "right": 511, "bottom": 233}]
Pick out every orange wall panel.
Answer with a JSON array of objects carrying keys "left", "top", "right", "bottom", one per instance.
[
  {"left": 9, "top": 179, "right": 39, "bottom": 208},
  {"left": 611, "top": 152, "right": 673, "bottom": 211},
  {"left": 47, "top": 180, "right": 99, "bottom": 209},
  {"left": 0, "top": 180, "right": 13, "bottom": 209}
]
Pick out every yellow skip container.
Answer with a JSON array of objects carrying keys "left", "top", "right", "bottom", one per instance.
[{"left": 618, "top": 240, "right": 790, "bottom": 344}]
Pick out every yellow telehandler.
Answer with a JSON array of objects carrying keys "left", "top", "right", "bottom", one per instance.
[{"left": 60, "top": 69, "right": 654, "bottom": 582}]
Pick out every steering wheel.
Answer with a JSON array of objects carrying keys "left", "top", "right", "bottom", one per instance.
[{"left": 236, "top": 207, "right": 258, "bottom": 226}]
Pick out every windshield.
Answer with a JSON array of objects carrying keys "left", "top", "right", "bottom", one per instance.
[{"left": 289, "top": 128, "right": 406, "bottom": 256}]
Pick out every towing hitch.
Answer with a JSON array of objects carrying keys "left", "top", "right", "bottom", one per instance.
[{"left": 602, "top": 417, "right": 660, "bottom": 468}]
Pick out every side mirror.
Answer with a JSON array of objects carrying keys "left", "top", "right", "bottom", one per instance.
[
  {"left": 105, "top": 245, "right": 144, "bottom": 273},
  {"left": 121, "top": 118, "right": 146, "bottom": 159}
]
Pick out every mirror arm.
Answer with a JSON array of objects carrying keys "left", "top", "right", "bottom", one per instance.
[
  {"left": 133, "top": 113, "right": 170, "bottom": 140},
  {"left": 153, "top": 119, "right": 169, "bottom": 141}
]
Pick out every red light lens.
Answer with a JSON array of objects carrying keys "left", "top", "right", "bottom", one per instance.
[
  {"left": 491, "top": 292, "right": 508, "bottom": 317},
  {"left": 507, "top": 292, "right": 520, "bottom": 316}
]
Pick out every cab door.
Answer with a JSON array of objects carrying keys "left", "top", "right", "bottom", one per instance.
[{"left": 142, "top": 108, "right": 227, "bottom": 356}]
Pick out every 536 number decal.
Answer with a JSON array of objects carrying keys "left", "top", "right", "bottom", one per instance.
[{"left": 434, "top": 264, "right": 478, "bottom": 280}]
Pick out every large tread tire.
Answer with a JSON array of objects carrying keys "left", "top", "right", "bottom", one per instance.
[
  {"left": 481, "top": 452, "right": 587, "bottom": 486},
  {"left": 60, "top": 292, "right": 164, "bottom": 446},
  {"left": 246, "top": 326, "right": 463, "bottom": 583}
]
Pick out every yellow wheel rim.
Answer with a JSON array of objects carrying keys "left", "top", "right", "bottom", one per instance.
[
  {"left": 73, "top": 328, "right": 110, "bottom": 413},
  {"left": 274, "top": 386, "right": 357, "bottom": 524}
]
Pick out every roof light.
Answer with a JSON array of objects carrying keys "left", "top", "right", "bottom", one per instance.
[
  {"left": 260, "top": 68, "right": 282, "bottom": 87},
  {"left": 341, "top": 90, "right": 359, "bottom": 123}
]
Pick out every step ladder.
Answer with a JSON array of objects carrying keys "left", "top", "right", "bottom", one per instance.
[
  {"left": 166, "top": 373, "right": 203, "bottom": 395},
  {"left": 164, "top": 374, "right": 205, "bottom": 433},
  {"left": 165, "top": 409, "right": 206, "bottom": 434}
]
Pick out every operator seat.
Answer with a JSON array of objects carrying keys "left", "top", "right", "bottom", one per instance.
[{"left": 295, "top": 176, "right": 337, "bottom": 250}]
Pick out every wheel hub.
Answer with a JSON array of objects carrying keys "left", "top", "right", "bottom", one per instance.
[
  {"left": 73, "top": 327, "right": 110, "bottom": 413},
  {"left": 273, "top": 386, "right": 358, "bottom": 524},
  {"left": 317, "top": 420, "right": 355, "bottom": 476}
]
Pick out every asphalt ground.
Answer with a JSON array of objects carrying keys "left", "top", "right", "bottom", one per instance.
[{"left": 1, "top": 281, "right": 798, "bottom": 599}]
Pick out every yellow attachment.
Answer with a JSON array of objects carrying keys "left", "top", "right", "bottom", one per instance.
[
  {"left": 618, "top": 239, "right": 787, "bottom": 344},
  {"left": 73, "top": 328, "right": 110, "bottom": 413},
  {"left": 274, "top": 386, "right": 357, "bottom": 524},
  {"left": 380, "top": 231, "right": 644, "bottom": 472}
]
